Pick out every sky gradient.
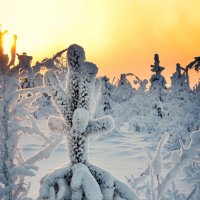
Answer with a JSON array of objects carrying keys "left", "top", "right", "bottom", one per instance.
[{"left": 1, "top": 0, "right": 200, "bottom": 87}]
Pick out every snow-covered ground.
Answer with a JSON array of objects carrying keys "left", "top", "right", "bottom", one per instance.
[{"left": 20, "top": 120, "right": 159, "bottom": 198}]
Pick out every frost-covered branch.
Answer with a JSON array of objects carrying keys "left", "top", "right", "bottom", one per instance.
[
  {"left": 151, "top": 133, "right": 169, "bottom": 185},
  {"left": 86, "top": 116, "right": 115, "bottom": 136},
  {"left": 24, "top": 135, "right": 62, "bottom": 165},
  {"left": 32, "top": 48, "right": 68, "bottom": 74},
  {"left": 128, "top": 130, "right": 200, "bottom": 200},
  {"left": 157, "top": 130, "right": 200, "bottom": 199},
  {"left": 44, "top": 70, "right": 70, "bottom": 123}
]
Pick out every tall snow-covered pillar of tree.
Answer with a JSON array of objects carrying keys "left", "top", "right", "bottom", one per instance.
[
  {"left": 39, "top": 44, "right": 139, "bottom": 200},
  {"left": 149, "top": 54, "right": 167, "bottom": 105}
]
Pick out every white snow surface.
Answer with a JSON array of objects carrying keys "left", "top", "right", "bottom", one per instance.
[{"left": 20, "top": 120, "right": 159, "bottom": 199}]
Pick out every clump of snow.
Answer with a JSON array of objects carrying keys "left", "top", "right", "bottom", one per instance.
[
  {"left": 72, "top": 108, "right": 90, "bottom": 132},
  {"left": 71, "top": 163, "right": 102, "bottom": 200},
  {"left": 48, "top": 116, "right": 66, "bottom": 133}
]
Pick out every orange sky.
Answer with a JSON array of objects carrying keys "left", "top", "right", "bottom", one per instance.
[{"left": 1, "top": 0, "right": 200, "bottom": 87}]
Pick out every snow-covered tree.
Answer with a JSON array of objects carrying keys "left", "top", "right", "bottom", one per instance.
[
  {"left": 0, "top": 29, "right": 39, "bottom": 199},
  {"left": 132, "top": 74, "right": 148, "bottom": 95},
  {"left": 95, "top": 76, "right": 114, "bottom": 117},
  {"left": 122, "top": 54, "right": 168, "bottom": 134},
  {"left": 0, "top": 29, "right": 61, "bottom": 200},
  {"left": 111, "top": 73, "right": 135, "bottom": 103},
  {"left": 170, "top": 63, "right": 190, "bottom": 93},
  {"left": 150, "top": 54, "right": 167, "bottom": 101},
  {"left": 185, "top": 56, "right": 200, "bottom": 72},
  {"left": 39, "top": 44, "right": 139, "bottom": 200}
]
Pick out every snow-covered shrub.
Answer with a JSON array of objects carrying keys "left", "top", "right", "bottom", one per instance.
[
  {"left": 170, "top": 63, "right": 190, "bottom": 93},
  {"left": 0, "top": 76, "right": 39, "bottom": 200},
  {"left": 128, "top": 130, "right": 200, "bottom": 200},
  {"left": 0, "top": 29, "right": 62, "bottom": 199},
  {"left": 95, "top": 76, "right": 114, "bottom": 117},
  {"left": 110, "top": 55, "right": 168, "bottom": 134},
  {"left": 111, "top": 73, "right": 135, "bottom": 103},
  {"left": 0, "top": 29, "right": 49, "bottom": 200},
  {"left": 39, "top": 44, "right": 139, "bottom": 200},
  {"left": 164, "top": 75, "right": 198, "bottom": 150}
]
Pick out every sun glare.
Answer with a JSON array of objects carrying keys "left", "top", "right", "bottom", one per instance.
[
  {"left": 3, "top": 32, "right": 14, "bottom": 54},
  {"left": 0, "top": 0, "right": 199, "bottom": 86}
]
